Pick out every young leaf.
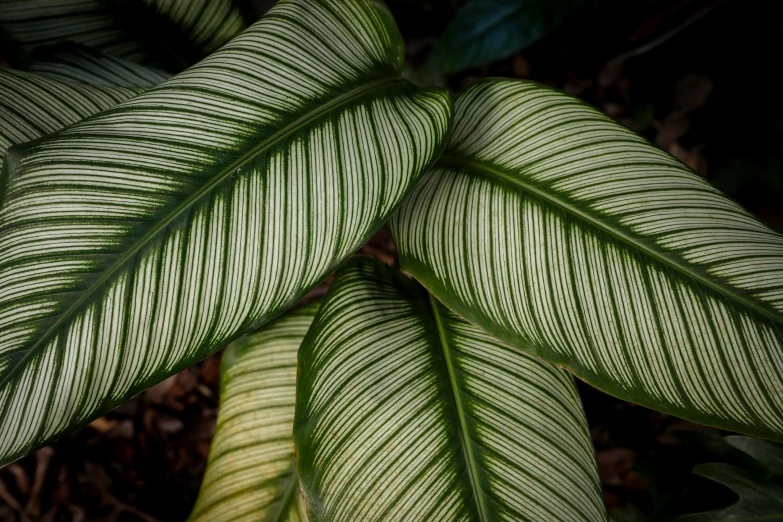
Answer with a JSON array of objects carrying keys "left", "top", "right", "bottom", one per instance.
[
  {"left": 0, "top": 68, "right": 141, "bottom": 162},
  {"left": 189, "top": 301, "right": 319, "bottom": 522},
  {"left": 391, "top": 78, "right": 783, "bottom": 441},
  {"left": 674, "top": 437, "right": 783, "bottom": 521},
  {"left": 0, "top": 0, "right": 452, "bottom": 466},
  {"left": 294, "top": 257, "right": 606, "bottom": 522},
  {"left": 27, "top": 43, "right": 171, "bottom": 88}
]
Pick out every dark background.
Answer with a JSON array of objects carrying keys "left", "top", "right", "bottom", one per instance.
[{"left": 1, "top": 0, "right": 782, "bottom": 520}]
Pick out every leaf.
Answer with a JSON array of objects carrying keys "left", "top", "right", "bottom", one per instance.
[
  {"left": 0, "top": 0, "right": 246, "bottom": 68},
  {"left": 294, "top": 256, "right": 606, "bottom": 522},
  {"left": 0, "top": 0, "right": 452, "bottom": 466},
  {"left": 725, "top": 435, "right": 783, "bottom": 476},
  {"left": 139, "top": 0, "right": 247, "bottom": 55},
  {"left": 390, "top": 78, "right": 783, "bottom": 441},
  {"left": 674, "top": 437, "right": 783, "bottom": 521},
  {"left": 423, "top": 0, "right": 589, "bottom": 78},
  {"left": 27, "top": 43, "right": 171, "bottom": 88},
  {"left": 0, "top": 68, "right": 141, "bottom": 162},
  {"left": 0, "top": 0, "right": 148, "bottom": 63},
  {"left": 189, "top": 300, "right": 319, "bottom": 522}
]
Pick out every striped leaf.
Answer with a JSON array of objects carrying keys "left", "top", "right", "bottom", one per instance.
[
  {"left": 0, "top": 0, "right": 451, "bottom": 466},
  {"left": 294, "top": 257, "right": 605, "bottom": 522},
  {"left": 140, "top": 0, "right": 247, "bottom": 56},
  {"left": 0, "top": 0, "right": 147, "bottom": 63},
  {"left": 0, "top": 0, "right": 246, "bottom": 68},
  {"left": 0, "top": 68, "right": 141, "bottom": 162},
  {"left": 27, "top": 43, "right": 171, "bottom": 88},
  {"left": 189, "top": 300, "right": 319, "bottom": 522},
  {"left": 391, "top": 78, "right": 783, "bottom": 441}
]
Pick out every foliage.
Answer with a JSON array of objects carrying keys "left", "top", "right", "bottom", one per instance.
[
  {"left": 674, "top": 436, "right": 783, "bottom": 521},
  {"left": 0, "top": 0, "right": 781, "bottom": 520}
]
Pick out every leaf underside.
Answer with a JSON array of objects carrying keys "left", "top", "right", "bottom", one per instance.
[
  {"left": 189, "top": 301, "right": 320, "bottom": 522},
  {"left": 391, "top": 78, "right": 783, "bottom": 441},
  {"left": 294, "top": 257, "right": 606, "bottom": 522},
  {"left": 0, "top": 0, "right": 451, "bottom": 466}
]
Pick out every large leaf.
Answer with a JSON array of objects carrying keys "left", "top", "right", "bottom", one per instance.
[
  {"left": 675, "top": 436, "right": 783, "bottom": 521},
  {"left": 0, "top": 68, "right": 141, "bottom": 162},
  {"left": 0, "top": 0, "right": 451, "bottom": 466},
  {"left": 189, "top": 300, "right": 319, "bottom": 522},
  {"left": 27, "top": 43, "right": 171, "bottom": 88},
  {"left": 391, "top": 78, "right": 783, "bottom": 441},
  {"left": 294, "top": 257, "right": 606, "bottom": 521},
  {"left": 0, "top": 0, "right": 246, "bottom": 68}
]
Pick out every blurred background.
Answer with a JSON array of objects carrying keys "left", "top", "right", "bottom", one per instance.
[{"left": 1, "top": 0, "right": 782, "bottom": 520}]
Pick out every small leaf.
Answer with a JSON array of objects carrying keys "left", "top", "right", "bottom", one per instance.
[
  {"left": 391, "top": 78, "right": 783, "bottom": 441},
  {"left": 189, "top": 301, "right": 319, "bottom": 522},
  {"left": 676, "top": 462, "right": 783, "bottom": 520},
  {"left": 294, "top": 256, "right": 606, "bottom": 522},
  {"left": 424, "top": 0, "right": 589, "bottom": 77},
  {"left": 0, "top": 0, "right": 452, "bottom": 466}
]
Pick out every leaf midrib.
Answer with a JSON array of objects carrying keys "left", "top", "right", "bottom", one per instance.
[
  {"left": 438, "top": 154, "right": 783, "bottom": 326},
  {"left": 0, "top": 76, "right": 406, "bottom": 385},
  {"left": 428, "top": 293, "right": 489, "bottom": 522}
]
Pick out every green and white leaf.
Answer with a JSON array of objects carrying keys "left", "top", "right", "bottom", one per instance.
[
  {"left": 189, "top": 300, "right": 319, "bottom": 522},
  {"left": 294, "top": 257, "right": 605, "bottom": 522},
  {"left": 0, "top": 68, "right": 141, "bottom": 162},
  {"left": 0, "top": 0, "right": 148, "bottom": 62},
  {"left": 27, "top": 43, "right": 171, "bottom": 88},
  {"left": 391, "top": 78, "right": 783, "bottom": 441},
  {"left": 0, "top": 0, "right": 245, "bottom": 67},
  {"left": 140, "top": 0, "right": 247, "bottom": 56},
  {"left": 675, "top": 436, "right": 783, "bottom": 521},
  {"left": 0, "top": 0, "right": 451, "bottom": 466}
]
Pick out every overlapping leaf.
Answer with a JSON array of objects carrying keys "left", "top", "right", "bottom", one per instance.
[
  {"left": 0, "top": 68, "right": 141, "bottom": 163},
  {"left": 189, "top": 301, "right": 319, "bottom": 522},
  {"left": 675, "top": 436, "right": 783, "bottom": 521},
  {"left": 27, "top": 43, "right": 171, "bottom": 87},
  {"left": 420, "top": 0, "right": 588, "bottom": 80},
  {"left": 294, "top": 257, "right": 605, "bottom": 521},
  {"left": 0, "top": 0, "right": 246, "bottom": 67},
  {"left": 391, "top": 78, "right": 783, "bottom": 441},
  {"left": 0, "top": 0, "right": 451, "bottom": 466}
]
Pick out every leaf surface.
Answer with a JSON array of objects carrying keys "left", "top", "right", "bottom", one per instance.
[
  {"left": 0, "top": 0, "right": 246, "bottom": 67},
  {"left": 0, "top": 68, "right": 141, "bottom": 162},
  {"left": 391, "top": 78, "right": 783, "bottom": 440},
  {"left": 189, "top": 301, "right": 319, "bottom": 522},
  {"left": 27, "top": 43, "right": 171, "bottom": 87},
  {"left": 675, "top": 437, "right": 783, "bottom": 521},
  {"left": 0, "top": 0, "right": 451, "bottom": 466},
  {"left": 294, "top": 257, "right": 605, "bottom": 522},
  {"left": 422, "top": 0, "right": 588, "bottom": 79}
]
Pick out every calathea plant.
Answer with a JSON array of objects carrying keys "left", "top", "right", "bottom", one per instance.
[{"left": 1, "top": 0, "right": 782, "bottom": 520}]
